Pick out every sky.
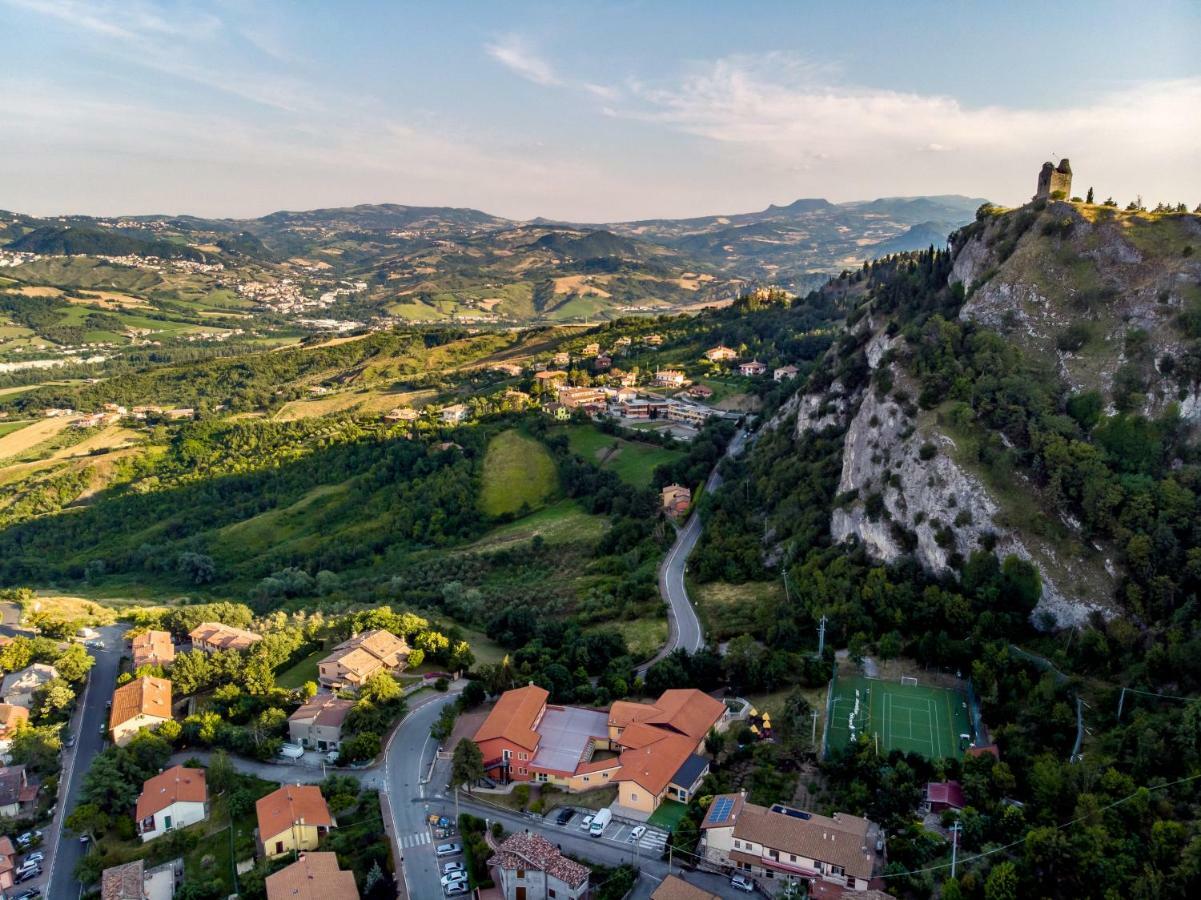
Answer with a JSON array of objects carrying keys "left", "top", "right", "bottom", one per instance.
[{"left": 1, "top": 0, "right": 1199, "bottom": 221}]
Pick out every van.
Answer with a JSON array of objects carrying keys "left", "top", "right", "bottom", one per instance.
[
  {"left": 278, "top": 743, "right": 305, "bottom": 760},
  {"left": 588, "top": 808, "right": 612, "bottom": 837}
]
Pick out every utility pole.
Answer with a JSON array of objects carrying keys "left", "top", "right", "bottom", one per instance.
[
  {"left": 949, "top": 821, "right": 962, "bottom": 879},
  {"left": 817, "top": 615, "right": 828, "bottom": 658},
  {"left": 810, "top": 709, "right": 818, "bottom": 747},
  {"left": 1117, "top": 687, "right": 1128, "bottom": 720},
  {"left": 782, "top": 567, "right": 791, "bottom": 604}
]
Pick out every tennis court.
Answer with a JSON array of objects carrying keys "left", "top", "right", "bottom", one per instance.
[{"left": 825, "top": 674, "right": 973, "bottom": 760}]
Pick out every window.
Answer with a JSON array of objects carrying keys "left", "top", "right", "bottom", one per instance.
[
  {"left": 503, "top": 749, "right": 511, "bottom": 760},
  {"left": 520, "top": 752, "right": 527, "bottom": 760},
  {"left": 583, "top": 776, "right": 590, "bottom": 782},
  {"left": 517, "top": 869, "right": 525, "bottom": 879},
  {"left": 831, "top": 866, "right": 844, "bottom": 876},
  {"left": 631, "top": 792, "right": 638, "bottom": 802},
  {"left": 789, "top": 855, "right": 797, "bottom": 863},
  {"left": 734, "top": 840, "right": 741, "bottom": 849},
  {"left": 275, "top": 841, "right": 284, "bottom": 855}
]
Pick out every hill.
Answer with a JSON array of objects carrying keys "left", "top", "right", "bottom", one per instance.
[{"left": 7, "top": 224, "right": 212, "bottom": 262}]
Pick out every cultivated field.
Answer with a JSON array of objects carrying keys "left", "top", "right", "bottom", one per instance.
[{"left": 479, "top": 429, "right": 558, "bottom": 516}]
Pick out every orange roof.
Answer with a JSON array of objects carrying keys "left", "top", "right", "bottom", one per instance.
[
  {"left": 323, "top": 629, "right": 408, "bottom": 673},
  {"left": 473, "top": 684, "right": 547, "bottom": 751},
  {"left": 607, "top": 700, "right": 658, "bottom": 731},
  {"left": 615, "top": 732, "right": 698, "bottom": 796},
  {"left": 614, "top": 721, "right": 669, "bottom": 750},
  {"left": 131, "top": 630, "right": 174, "bottom": 666},
  {"left": 109, "top": 676, "right": 172, "bottom": 730},
  {"left": 0, "top": 703, "right": 29, "bottom": 734},
  {"left": 642, "top": 689, "right": 725, "bottom": 740},
  {"left": 256, "top": 784, "right": 333, "bottom": 842},
  {"left": 265, "top": 852, "right": 359, "bottom": 900},
  {"left": 189, "top": 622, "right": 262, "bottom": 652},
  {"left": 135, "top": 765, "right": 207, "bottom": 820},
  {"left": 652, "top": 875, "right": 721, "bottom": 900}
]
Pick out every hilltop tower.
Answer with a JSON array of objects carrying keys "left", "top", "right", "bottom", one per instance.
[{"left": 1035, "top": 159, "right": 1072, "bottom": 200}]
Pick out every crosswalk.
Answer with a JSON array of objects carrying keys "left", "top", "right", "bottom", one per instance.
[
  {"left": 399, "top": 831, "right": 432, "bottom": 849},
  {"left": 639, "top": 828, "right": 668, "bottom": 852}
]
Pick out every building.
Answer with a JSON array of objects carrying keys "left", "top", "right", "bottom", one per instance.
[
  {"left": 266, "top": 852, "right": 359, "bottom": 900},
  {"left": 131, "top": 630, "right": 174, "bottom": 670},
  {"left": 925, "top": 781, "right": 965, "bottom": 813},
  {"left": 655, "top": 369, "right": 687, "bottom": 387},
  {"left": 773, "top": 365, "right": 799, "bottom": 382},
  {"left": 544, "top": 402, "right": 570, "bottom": 421},
  {"left": 738, "top": 360, "right": 767, "bottom": 377},
  {"left": 288, "top": 695, "right": 355, "bottom": 752},
  {"left": 651, "top": 874, "right": 721, "bottom": 900},
  {"left": 0, "top": 835, "right": 15, "bottom": 894},
  {"left": 1035, "top": 158, "right": 1072, "bottom": 200},
  {"left": 0, "top": 704, "right": 29, "bottom": 762},
  {"left": 687, "top": 384, "right": 714, "bottom": 400},
  {"left": 440, "top": 403, "right": 470, "bottom": 424},
  {"left": 619, "top": 400, "right": 653, "bottom": 419},
  {"left": 256, "top": 784, "right": 335, "bottom": 860},
  {"left": 665, "top": 401, "right": 714, "bottom": 428},
  {"left": 189, "top": 622, "right": 262, "bottom": 654},
  {"left": 135, "top": 765, "right": 208, "bottom": 842},
  {"left": 556, "top": 386, "right": 608, "bottom": 409},
  {"left": 492, "top": 363, "right": 524, "bottom": 378},
  {"left": 488, "top": 832, "right": 590, "bottom": 900},
  {"left": 704, "top": 346, "right": 737, "bottom": 362},
  {"left": 661, "top": 484, "right": 691, "bottom": 518},
  {"left": 0, "top": 765, "right": 37, "bottom": 818},
  {"left": 581, "top": 342, "right": 600, "bottom": 357},
  {"left": 109, "top": 676, "right": 172, "bottom": 747},
  {"left": 474, "top": 685, "right": 727, "bottom": 813},
  {"left": 553, "top": 352, "right": 571, "bottom": 366},
  {"left": 318, "top": 629, "right": 410, "bottom": 690},
  {"left": 594, "top": 354, "right": 612, "bottom": 370},
  {"left": 100, "top": 859, "right": 179, "bottom": 900},
  {"left": 384, "top": 407, "right": 420, "bottom": 422},
  {"left": 0, "top": 663, "right": 59, "bottom": 709},
  {"left": 700, "top": 793, "right": 883, "bottom": 892},
  {"left": 534, "top": 370, "right": 569, "bottom": 384},
  {"left": 644, "top": 334, "right": 664, "bottom": 345},
  {"left": 613, "top": 386, "right": 638, "bottom": 403}
]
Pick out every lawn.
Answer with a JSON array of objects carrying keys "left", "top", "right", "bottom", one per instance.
[
  {"left": 465, "top": 499, "right": 607, "bottom": 550},
  {"left": 275, "top": 648, "right": 325, "bottom": 689},
  {"left": 0, "top": 420, "right": 33, "bottom": 439},
  {"left": 647, "top": 799, "right": 690, "bottom": 831},
  {"left": 479, "top": 429, "right": 558, "bottom": 517},
  {"left": 597, "top": 617, "right": 668, "bottom": 662},
  {"left": 558, "top": 423, "right": 683, "bottom": 488},
  {"left": 690, "top": 580, "right": 784, "bottom": 642}
]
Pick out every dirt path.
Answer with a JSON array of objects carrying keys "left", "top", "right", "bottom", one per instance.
[{"left": 0, "top": 415, "right": 73, "bottom": 461}]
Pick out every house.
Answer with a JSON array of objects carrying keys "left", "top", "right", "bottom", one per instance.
[
  {"left": 544, "top": 402, "right": 570, "bottom": 421},
  {"left": 704, "top": 346, "right": 737, "bottom": 362},
  {"left": 594, "top": 354, "right": 612, "bottom": 370},
  {"left": 739, "top": 360, "right": 767, "bottom": 377},
  {"left": 135, "top": 765, "right": 208, "bottom": 841},
  {"left": 645, "top": 334, "right": 664, "bottom": 345},
  {"left": 651, "top": 874, "right": 721, "bottom": 900},
  {"left": 492, "top": 363, "right": 525, "bottom": 378},
  {"left": 288, "top": 695, "right": 355, "bottom": 752},
  {"left": 534, "top": 370, "right": 569, "bottom": 384},
  {"left": 165, "top": 408, "right": 195, "bottom": 420},
  {"left": 556, "top": 386, "right": 608, "bottom": 409},
  {"left": 474, "top": 685, "right": 726, "bottom": 813},
  {"left": 101, "top": 861, "right": 146, "bottom": 900},
  {"left": 614, "top": 386, "right": 638, "bottom": 403},
  {"left": 384, "top": 407, "right": 420, "bottom": 422},
  {"left": 925, "top": 781, "right": 965, "bottom": 813},
  {"left": 256, "top": 784, "right": 335, "bottom": 860},
  {"left": 655, "top": 369, "right": 687, "bottom": 387},
  {"left": 0, "top": 704, "right": 29, "bottom": 763},
  {"left": 619, "top": 400, "right": 653, "bottom": 419},
  {"left": 488, "top": 832, "right": 590, "bottom": 900},
  {"left": 1, "top": 664, "right": 59, "bottom": 709},
  {"left": 612, "top": 370, "right": 638, "bottom": 387},
  {"left": 700, "top": 792, "right": 883, "bottom": 892},
  {"left": 0, "top": 835, "right": 15, "bottom": 894},
  {"left": 440, "top": 403, "right": 470, "bottom": 424},
  {"left": 665, "top": 401, "right": 714, "bottom": 428},
  {"left": 189, "top": 622, "right": 262, "bottom": 654},
  {"left": 687, "top": 384, "right": 714, "bottom": 400},
  {"left": 773, "top": 365, "right": 799, "bottom": 381},
  {"left": 266, "top": 852, "right": 359, "bottom": 900},
  {"left": 581, "top": 342, "right": 600, "bottom": 357},
  {"left": 318, "top": 629, "right": 410, "bottom": 690},
  {"left": 0, "top": 765, "right": 38, "bottom": 818},
  {"left": 131, "top": 630, "right": 174, "bottom": 670},
  {"left": 553, "top": 352, "right": 571, "bottom": 366},
  {"left": 109, "top": 676, "right": 172, "bottom": 747},
  {"left": 661, "top": 484, "right": 691, "bottom": 518}
]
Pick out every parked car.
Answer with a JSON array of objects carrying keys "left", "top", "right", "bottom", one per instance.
[
  {"left": 435, "top": 843, "right": 461, "bottom": 857},
  {"left": 578, "top": 815, "right": 594, "bottom": 832},
  {"left": 15, "top": 867, "right": 41, "bottom": 884},
  {"left": 444, "top": 883, "right": 469, "bottom": 897},
  {"left": 730, "top": 873, "right": 755, "bottom": 893},
  {"left": 441, "top": 873, "right": 468, "bottom": 888},
  {"left": 15, "top": 860, "right": 41, "bottom": 876},
  {"left": 629, "top": 825, "right": 646, "bottom": 841},
  {"left": 278, "top": 742, "right": 305, "bottom": 760},
  {"left": 441, "top": 862, "right": 464, "bottom": 876},
  {"left": 62, "top": 735, "right": 76, "bottom": 748},
  {"left": 555, "top": 807, "right": 575, "bottom": 826},
  {"left": 324, "top": 749, "right": 340, "bottom": 764},
  {"left": 22, "top": 851, "right": 44, "bottom": 864},
  {"left": 15, "top": 831, "right": 41, "bottom": 848},
  {"left": 14, "top": 888, "right": 42, "bottom": 899}
]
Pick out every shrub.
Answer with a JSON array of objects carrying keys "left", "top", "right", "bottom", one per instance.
[{"left": 918, "top": 442, "right": 938, "bottom": 461}]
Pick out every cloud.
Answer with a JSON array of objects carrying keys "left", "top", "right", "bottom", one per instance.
[{"left": 485, "top": 33, "right": 561, "bottom": 87}]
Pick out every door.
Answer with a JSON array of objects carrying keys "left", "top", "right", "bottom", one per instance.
[{"left": 516, "top": 889, "right": 526, "bottom": 900}]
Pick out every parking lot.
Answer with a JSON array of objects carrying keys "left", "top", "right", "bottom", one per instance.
[{"left": 548, "top": 806, "right": 669, "bottom": 855}]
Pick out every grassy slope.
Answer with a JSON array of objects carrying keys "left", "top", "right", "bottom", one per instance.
[
  {"left": 558, "top": 423, "right": 683, "bottom": 488},
  {"left": 479, "top": 429, "right": 558, "bottom": 517}
]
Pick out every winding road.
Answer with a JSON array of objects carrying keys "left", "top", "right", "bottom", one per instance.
[{"left": 638, "top": 428, "right": 749, "bottom": 677}]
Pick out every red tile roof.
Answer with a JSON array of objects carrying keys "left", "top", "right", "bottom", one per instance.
[
  {"left": 265, "top": 851, "right": 359, "bottom": 900},
  {"left": 136, "top": 765, "right": 207, "bottom": 821},
  {"left": 256, "top": 784, "right": 333, "bottom": 841},
  {"left": 109, "top": 676, "right": 172, "bottom": 730},
  {"left": 473, "top": 684, "right": 547, "bottom": 751},
  {"left": 487, "top": 832, "right": 589, "bottom": 888}
]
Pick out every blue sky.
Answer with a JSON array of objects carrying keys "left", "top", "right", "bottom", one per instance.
[{"left": 1, "top": 0, "right": 1198, "bottom": 220}]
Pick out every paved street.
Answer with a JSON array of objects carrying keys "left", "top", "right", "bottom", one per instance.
[
  {"left": 48, "top": 624, "right": 125, "bottom": 900},
  {"left": 640, "top": 428, "right": 749, "bottom": 677}
]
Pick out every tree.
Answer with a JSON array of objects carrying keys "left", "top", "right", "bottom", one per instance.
[
  {"left": 360, "top": 671, "right": 402, "bottom": 705},
  {"left": 1086, "top": 187, "right": 1095, "bottom": 204},
  {"left": 984, "top": 861, "right": 1018, "bottom": 900},
  {"left": 54, "top": 644, "right": 95, "bottom": 682},
  {"left": 461, "top": 680, "right": 486, "bottom": 709},
  {"left": 207, "top": 749, "right": 235, "bottom": 794},
  {"left": 33, "top": 678, "right": 75, "bottom": 721},
  {"left": 451, "top": 738, "right": 485, "bottom": 793},
  {"left": 65, "top": 802, "right": 110, "bottom": 839}
]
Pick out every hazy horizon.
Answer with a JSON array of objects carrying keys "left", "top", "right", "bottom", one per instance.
[{"left": 2, "top": 0, "right": 1198, "bottom": 220}]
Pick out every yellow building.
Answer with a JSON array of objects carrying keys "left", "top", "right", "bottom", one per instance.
[{"left": 256, "top": 785, "right": 335, "bottom": 861}]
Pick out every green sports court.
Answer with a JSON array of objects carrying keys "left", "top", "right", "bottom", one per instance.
[{"left": 824, "top": 674, "right": 974, "bottom": 760}]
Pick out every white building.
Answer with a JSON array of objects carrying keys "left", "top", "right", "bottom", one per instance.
[{"left": 135, "top": 765, "right": 208, "bottom": 842}]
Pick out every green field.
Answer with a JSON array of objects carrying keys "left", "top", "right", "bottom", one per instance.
[
  {"left": 465, "top": 499, "right": 606, "bottom": 550},
  {"left": 825, "top": 674, "right": 972, "bottom": 760},
  {"left": 0, "top": 420, "right": 33, "bottom": 439},
  {"left": 479, "top": 429, "right": 558, "bottom": 517},
  {"left": 275, "top": 648, "right": 325, "bottom": 689},
  {"left": 559, "top": 423, "right": 683, "bottom": 488}
]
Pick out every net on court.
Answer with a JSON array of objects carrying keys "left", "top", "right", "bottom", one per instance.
[{"left": 825, "top": 674, "right": 973, "bottom": 760}]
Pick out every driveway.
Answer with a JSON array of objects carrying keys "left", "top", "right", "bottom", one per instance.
[{"left": 47, "top": 623, "right": 125, "bottom": 900}]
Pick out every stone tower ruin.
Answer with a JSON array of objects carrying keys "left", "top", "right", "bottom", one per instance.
[{"left": 1035, "top": 159, "right": 1072, "bottom": 200}]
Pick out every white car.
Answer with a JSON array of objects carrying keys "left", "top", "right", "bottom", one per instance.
[
  {"left": 441, "top": 872, "right": 468, "bottom": 888},
  {"left": 629, "top": 825, "right": 646, "bottom": 841},
  {"left": 445, "top": 883, "right": 469, "bottom": 897},
  {"left": 442, "top": 862, "right": 464, "bottom": 876},
  {"left": 730, "top": 873, "right": 755, "bottom": 893},
  {"left": 578, "top": 814, "right": 594, "bottom": 832},
  {"left": 22, "top": 852, "right": 44, "bottom": 864},
  {"left": 435, "top": 843, "right": 461, "bottom": 857}
]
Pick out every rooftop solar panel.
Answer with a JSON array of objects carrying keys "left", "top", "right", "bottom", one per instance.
[{"left": 710, "top": 796, "right": 734, "bottom": 823}]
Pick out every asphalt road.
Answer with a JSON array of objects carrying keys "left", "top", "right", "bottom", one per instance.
[
  {"left": 47, "top": 624, "right": 124, "bottom": 900},
  {"left": 639, "top": 429, "right": 749, "bottom": 677}
]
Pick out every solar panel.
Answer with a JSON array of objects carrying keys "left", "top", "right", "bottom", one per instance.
[{"left": 710, "top": 797, "right": 734, "bottom": 823}]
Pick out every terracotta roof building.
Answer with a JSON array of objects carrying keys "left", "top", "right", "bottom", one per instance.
[
  {"left": 704, "top": 346, "right": 737, "bottom": 362},
  {"left": 288, "top": 695, "right": 355, "bottom": 752},
  {"left": 651, "top": 874, "right": 721, "bottom": 900},
  {"left": 318, "top": 629, "right": 410, "bottom": 690},
  {"left": 256, "top": 784, "right": 335, "bottom": 860},
  {"left": 0, "top": 765, "right": 37, "bottom": 818},
  {"left": 0, "top": 703, "right": 30, "bottom": 751},
  {"left": 135, "top": 765, "right": 208, "bottom": 841},
  {"left": 101, "top": 860, "right": 146, "bottom": 900},
  {"left": 131, "top": 630, "right": 174, "bottom": 669},
  {"left": 189, "top": 622, "right": 262, "bottom": 654},
  {"left": 265, "top": 851, "right": 359, "bottom": 900},
  {"left": 488, "top": 832, "right": 590, "bottom": 900},
  {"left": 925, "top": 781, "right": 965, "bottom": 812},
  {"left": 738, "top": 360, "right": 767, "bottom": 377},
  {"left": 661, "top": 484, "right": 691, "bottom": 518},
  {"left": 700, "top": 792, "right": 883, "bottom": 892},
  {"left": 109, "top": 676, "right": 172, "bottom": 747},
  {"left": 0, "top": 663, "right": 58, "bottom": 709},
  {"left": 0, "top": 835, "right": 15, "bottom": 893}
]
